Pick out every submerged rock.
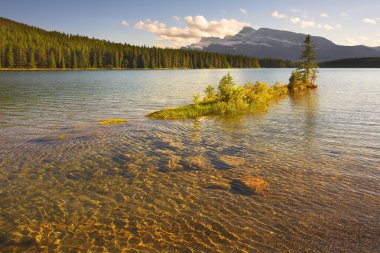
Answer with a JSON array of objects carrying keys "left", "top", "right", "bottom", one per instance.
[
  {"left": 206, "top": 182, "right": 230, "bottom": 191},
  {"left": 183, "top": 156, "right": 210, "bottom": 170},
  {"left": 218, "top": 155, "right": 245, "bottom": 167},
  {"left": 231, "top": 176, "right": 269, "bottom": 195},
  {"left": 167, "top": 155, "right": 183, "bottom": 170}
]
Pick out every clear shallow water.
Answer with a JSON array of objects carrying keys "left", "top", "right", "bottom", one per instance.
[{"left": 0, "top": 69, "right": 379, "bottom": 252}]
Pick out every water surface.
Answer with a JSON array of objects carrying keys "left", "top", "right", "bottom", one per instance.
[{"left": 0, "top": 69, "right": 379, "bottom": 252}]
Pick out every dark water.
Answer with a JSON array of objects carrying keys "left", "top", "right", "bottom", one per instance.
[{"left": 0, "top": 69, "right": 379, "bottom": 252}]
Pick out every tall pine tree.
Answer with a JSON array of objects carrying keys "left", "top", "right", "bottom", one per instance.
[
  {"left": 298, "top": 35, "right": 318, "bottom": 84},
  {"left": 289, "top": 35, "right": 318, "bottom": 93}
]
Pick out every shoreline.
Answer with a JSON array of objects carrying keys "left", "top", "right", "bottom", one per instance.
[
  {"left": 1, "top": 67, "right": 378, "bottom": 71},
  {"left": 0, "top": 67, "right": 298, "bottom": 71}
]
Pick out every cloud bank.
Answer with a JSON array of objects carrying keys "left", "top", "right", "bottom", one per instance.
[
  {"left": 362, "top": 18, "right": 376, "bottom": 24},
  {"left": 271, "top": 10, "right": 339, "bottom": 31},
  {"left": 134, "top": 16, "right": 250, "bottom": 47},
  {"left": 272, "top": 11, "right": 287, "bottom": 19}
]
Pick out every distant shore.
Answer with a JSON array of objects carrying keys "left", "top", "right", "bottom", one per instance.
[
  {"left": 0, "top": 68, "right": 189, "bottom": 71},
  {"left": 2, "top": 63, "right": 380, "bottom": 71},
  {"left": 0, "top": 67, "right": 289, "bottom": 71},
  {"left": 0, "top": 67, "right": 261, "bottom": 71}
]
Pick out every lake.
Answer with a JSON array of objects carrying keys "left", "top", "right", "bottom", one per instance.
[{"left": 0, "top": 69, "right": 379, "bottom": 252}]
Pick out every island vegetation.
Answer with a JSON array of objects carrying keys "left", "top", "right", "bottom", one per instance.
[
  {"left": 148, "top": 35, "right": 318, "bottom": 120},
  {"left": 0, "top": 17, "right": 297, "bottom": 70}
]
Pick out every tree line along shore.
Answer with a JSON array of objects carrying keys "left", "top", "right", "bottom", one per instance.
[{"left": 0, "top": 17, "right": 297, "bottom": 70}]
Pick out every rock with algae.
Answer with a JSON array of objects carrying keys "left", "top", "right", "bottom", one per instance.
[
  {"left": 167, "top": 155, "right": 183, "bottom": 170},
  {"left": 183, "top": 155, "right": 210, "bottom": 170},
  {"left": 99, "top": 119, "right": 128, "bottom": 126},
  {"left": 218, "top": 155, "right": 245, "bottom": 167},
  {"left": 231, "top": 176, "right": 269, "bottom": 194}
]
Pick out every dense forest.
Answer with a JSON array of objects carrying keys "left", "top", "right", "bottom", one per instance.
[
  {"left": 319, "top": 58, "right": 380, "bottom": 68},
  {"left": 0, "top": 17, "right": 297, "bottom": 69}
]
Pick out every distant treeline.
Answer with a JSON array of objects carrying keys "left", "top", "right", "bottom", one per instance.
[
  {"left": 320, "top": 58, "right": 380, "bottom": 68},
  {"left": 0, "top": 17, "right": 297, "bottom": 70}
]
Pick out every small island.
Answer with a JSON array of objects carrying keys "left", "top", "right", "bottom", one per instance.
[{"left": 148, "top": 35, "right": 318, "bottom": 120}]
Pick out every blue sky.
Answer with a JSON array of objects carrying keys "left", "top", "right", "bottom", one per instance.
[{"left": 1, "top": 0, "right": 380, "bottom": 47}]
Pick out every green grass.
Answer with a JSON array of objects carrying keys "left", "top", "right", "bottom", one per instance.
[
  {"left": 147, "top": 103, "right": 215, "bottom": 120},
  {"left": 99, "top": 118, "right": 128, "bottom": 125}
]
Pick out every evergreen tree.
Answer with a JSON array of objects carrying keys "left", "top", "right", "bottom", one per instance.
[
  {"left": 131, "top": 58, "right": 137, "bottom": 68},
  {"left": 37, "top": 47, "right": 47, "bottom": 68},
  {"left": 218, "top": 73, "right": 235, "bottom": 101},
  {"left": 6, "top": 45, "right": 14, "bottom": 68},
  {"left": 298, "top": 35, "right": 318, "bottom": 84},
  {"left": 16, "top": 46, "right": 27, "bottom": 67},
  {"left": 72, "top": 52, "right": 77, "bottom": 69},
  {"left": 288, "top": 70, "right": 302, "bottom": 93},
  {"left": 28, "top": 48, "right": 36, "bottom": 68},
  {"left": 0, "top": 42, "right": 3, "bottom": 68},
  {"left": 97, "top": 51, "right": 103, "bottom": 68},
  {"left": 288, "top": 35, "right": 318, "bottom": 93},
  {"left": 49, "top": 52, "right": 56, "bottom": 68},
  {"left": 61, "top": 55, "right": 66, "bottom": 69}
]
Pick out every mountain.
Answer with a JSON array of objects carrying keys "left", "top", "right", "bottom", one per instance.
[{"left": 183, "top": 27, "right": 380, "bottom": 62}]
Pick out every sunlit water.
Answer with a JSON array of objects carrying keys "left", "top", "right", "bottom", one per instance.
[{"left": 0, "top": 69, "right": 379, "bottom": 252}]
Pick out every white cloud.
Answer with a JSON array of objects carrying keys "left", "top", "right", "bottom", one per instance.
[
  {"left": 300, "top": 20, "right": 315, "bottom": 29},
  {"left": 289, "top": 14, "right": 337, "bottom": 31},
  {"left": 121, "top": 20, "right": 129, "bottom": 27},
  {"left": 340, "top": 12, "right": 348, "bottom": 17},
  {"left": 291, "top": 9, "right": 305, "bottom": 13},
  {"left": 323, "top": 24, "right": 334, "bottom": 31},
  {"left": 290, "top": 17, "right": 301, "bottom": 24},
  {"left": 362, "top": 18, "right": 376, "bottom": 24},
  {"left": 154, "top": 43, "right": 166, "bottom": 48},
  {"left": 272, "top": 11, "right": 287, "bottom": 19},
  {"left": 240, "top": 8, "right": 247, "bottom": 14},
  {"left": 289, "top": 17, "right": 316, "bottom": 29},
  {"left": 342, "top": 36, "right": 380, "bottom": 47},
  {"left": 317, "top": 24, "right": 335, "bottom": 31},
  {"left": 172, "top": 16, "right": 180, "bottom": 22},
  {"left": 345, "top": 38, "right": 356, "bottom": 45},
  {"left": 134, "top": 16, "right": 250, "bottom": 47}
]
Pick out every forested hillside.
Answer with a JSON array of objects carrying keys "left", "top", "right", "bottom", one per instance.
[
  {"left": 0, "top": 17, "right": 296, "bottom": 69},
  {"left": 319, "top": 58, "right": 380, "bottom": 68}
]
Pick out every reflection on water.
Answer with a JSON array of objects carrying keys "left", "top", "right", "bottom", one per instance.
[{"left": 0, "top": 69, "right": 379, "bottom": 252}]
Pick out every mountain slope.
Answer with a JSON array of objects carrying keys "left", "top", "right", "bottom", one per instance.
[
  {"left": 320, "top": 57, "right": 380, "bottom": 68},
  {"left": 183, "top": 27, "right": 380, "bottom": 62}
]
